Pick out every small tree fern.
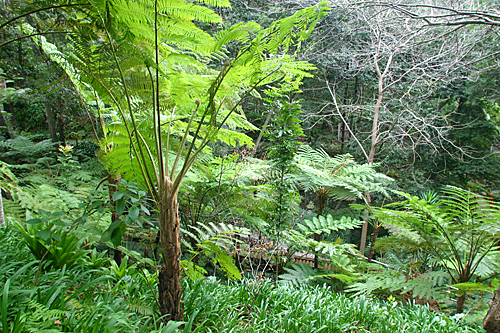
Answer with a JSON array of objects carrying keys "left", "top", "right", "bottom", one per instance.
[{"left": 365, "top": 186, "right": 500, "bottom": 313}]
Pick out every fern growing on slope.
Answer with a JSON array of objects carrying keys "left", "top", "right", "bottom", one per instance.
[
  {"left": 292, "top": 145, "right": 392, "bottom": 203},
  {"left": 366, "top": 186, "right": 500, "bottom": 313}
]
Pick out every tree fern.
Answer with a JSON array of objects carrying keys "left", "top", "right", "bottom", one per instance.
[
  {"left": 292, "top": 145, "right": 392, "bottom": 202},
  {"left": 32, "top": 0, "right": 331, "bottom": 321},
  {"left": 369, "top": 186, "right": 500, "bottom": 312}
]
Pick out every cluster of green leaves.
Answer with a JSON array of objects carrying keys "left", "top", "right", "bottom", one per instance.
[
  {"left": 0, "top": 226, "right": 175, "bottom": 333},
  {"left": 101, "top": 180, "right": 152, "bottom": 247},
  {"left": 264, "top": 89, "right": 304, "bottom": 232}
]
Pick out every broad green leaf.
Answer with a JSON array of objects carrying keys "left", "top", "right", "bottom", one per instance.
[{"left": 116, "top": 198, "right": 125, "bottom": 216}]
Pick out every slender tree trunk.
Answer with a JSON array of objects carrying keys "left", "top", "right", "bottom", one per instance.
[
  {"left": 158, "top": 179, "right": 184, "bottom": 322},
  {"left": 314, "top": 190, "right": 327, "bottom": 269},
  {"left": 367, "top": 223, "right": 380, "bottom": 261},
  {"left": 456, "top": 293, "right": 466, "bottom": 314},
  {"left": 44, "top": 101, "right": 58, "bottom": 143},
  {"left": 0, "top": 189, "right": 5, "bottom": 228},
  {"left": 107, "top": 174, "right": 122, "bottom": 266},
  {"left": 360, "top": 60, "right": 385, "bottom": 255},
  {"left": 252, "top": 112, "right": 272, "bottom": 157},
  {"left": 483, "top": 284, "right": 500, "bottom": 333}
]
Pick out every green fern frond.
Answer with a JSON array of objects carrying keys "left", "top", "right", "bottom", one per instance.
[
  {"left": 25, "top": 298, "right": 68, "bottom": 322},
  {"left": 184, "top": 221, "right": 249, "bottom": 250},
  {"left": 292, "top": 145, "right": 392, "bottom": 201},
  {"left": 297, "top": 214, "right": 364, "bottom": 237},
  {"left": 279, "top": 263, "right": 319, "bottom": 287}
]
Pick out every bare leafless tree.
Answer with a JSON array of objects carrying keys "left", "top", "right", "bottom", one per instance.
[{"left": 296, "top": 0, "right": 499, "bottom": 254}]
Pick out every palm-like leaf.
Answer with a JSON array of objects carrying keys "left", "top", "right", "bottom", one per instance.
[
  {"left": 292, "top": 145, "right": 392, "bottom": 202},
  {"left": 372, "top": 187, "right": 500, "bottom": 284}
]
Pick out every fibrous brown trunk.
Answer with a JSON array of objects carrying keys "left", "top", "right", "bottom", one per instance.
[
  {"left": 483, "top": 284, "right": 500, "bottom": 333},
  {"left": 456, "top": 293, "right": 466, "bottom": 314},
  {"left": 158, "top": 180, "right": 184, "bottom": 322}
]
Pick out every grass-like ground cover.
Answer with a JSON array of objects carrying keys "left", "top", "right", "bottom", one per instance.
[
  {"left": 0, "top": 226, "right": 482, "bottom": 333},
  {"left": 182, "top": 279, "right": 481, "bottom": 333}
]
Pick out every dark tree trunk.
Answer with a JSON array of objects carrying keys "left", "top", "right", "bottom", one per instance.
[
  {"left": 44, "top": 101, "right": 58, "bottom": 143},
  {"left": 314, "top": 190, "right": 327, "bottom": 269},
  {"left": 483, "top": 284, "right": 500, "bottom": 333},
  {"left": 158, "top": 180, "right": 184, "bottom": 322},
  {"left": 456, "top": 293, "right": 466, "bottom": 314},
  {"left": 107, "top": 174, "right": 122, "bottom": 266},
  {"left": 58, "top": 114, "right": 65, "bottom": 144},
  {"left": 367, "top": 223, "right": 380, "bottom": 261}
]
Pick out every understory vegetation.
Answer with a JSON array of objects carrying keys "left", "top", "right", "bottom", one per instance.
[{"left": 0, "top": 227, "right": 481, "bottom": 333}]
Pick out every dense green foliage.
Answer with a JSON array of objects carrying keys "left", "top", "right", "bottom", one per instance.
[
  {"left": 0, "top": 226, "right": 481, "bottom": 333},
  {"left": 1, "top": 0, "right": 500, "bottom": 331}
]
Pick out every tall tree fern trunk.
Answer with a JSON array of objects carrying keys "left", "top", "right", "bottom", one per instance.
[
  {"left": 456, "top": 293, "right": 466, "bottom": 313},
  {"left": 158, "top": 179, "right": 184, "bottom": 322},
  {"left": 483, "top": 284, "right": 500, "bottom": 333}
]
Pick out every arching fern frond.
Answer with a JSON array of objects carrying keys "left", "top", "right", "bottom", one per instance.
[
  {"left": 297, "top": 214, "right": 364, "bottom": 237},
  {"left": 292, "top": 145, "right": 392, "bottom": 202}
]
